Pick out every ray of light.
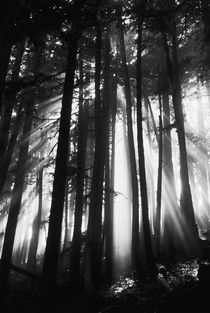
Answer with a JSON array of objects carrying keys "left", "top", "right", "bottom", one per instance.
[{"left": 113, "top": 87, "right": 132, "bottom": 277}]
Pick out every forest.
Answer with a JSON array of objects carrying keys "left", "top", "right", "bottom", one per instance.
[{"left": 1, "top": 0, "right": 210, "bottom": 312}]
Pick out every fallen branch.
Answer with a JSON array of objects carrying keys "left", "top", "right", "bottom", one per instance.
[{"left": 10, "top": 264, "right": 41, "bottom": 282}]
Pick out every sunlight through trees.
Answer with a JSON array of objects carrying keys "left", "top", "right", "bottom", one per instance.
[{"left": 1, "top": 0, "right": 210, "bottom": 312}]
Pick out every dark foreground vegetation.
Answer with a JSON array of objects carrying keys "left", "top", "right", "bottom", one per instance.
[{"left": 4, "top": 258, "right": 210, "bottom": 313}]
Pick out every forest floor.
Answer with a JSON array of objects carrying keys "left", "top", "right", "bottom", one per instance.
[{"left": 5, "top": 259, "right": 210, "bottom": 313}]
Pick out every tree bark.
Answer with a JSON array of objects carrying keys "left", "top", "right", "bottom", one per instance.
[
  {"left": 0, "top": 33, "right": 12, "bottom": 116},
  {"left": 27, "top": 135, "right": 44, "bottom": 274},
  {"left": 0, "top": 42, "right": 43, "bottom": 307},
  {"left": 162, "top": 91, "right": 178, "bottom": 257},
  {"left": 85, "top": 22, "right": 107, "bottom": 293},
  {"left": 196, "top": 84, "right": 210, "bottom": 228},
  {"left": 70, "top": 57, "right": 88, "bottom": 286},
  {"left": 0, "top": 40, "right": 25, "bottom": 164},
  {"left": 170, "top": 18, "right": 199, "bottom": 254},
  {"left": 144, "top": 99, "right": 156, "bottom": 252},
  {"left": 201, "top": 0, "right": 210, "bottom": 69},
  {"left": 118, "top": 10, "right": 141, "bottom": 277},
  {"left": 156, "top": 106, "right": 163, "bottom": 258},
  {"left": 63, "top": 185, "right": 70, "bottom": 250},
  {"left": 103, "top": 34, "right": 113, "bottom": 282},
  {"left": 40, "top": 31, "right": 80, "bottom": 305},
  {"left": 136, "top": 13, "right": 154, "bottom": 273},
  {"left": 0, "top": 102, "right": 23, "bottom": 195},
  {"left": 0, "top": 97, "right": 34, "bottom": 308}
]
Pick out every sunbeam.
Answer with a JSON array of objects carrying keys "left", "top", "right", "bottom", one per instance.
[{"left": 113, "top": 87, "right": 132, "bottom": 277}]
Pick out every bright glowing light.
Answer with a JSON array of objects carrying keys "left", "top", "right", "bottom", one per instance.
[
  {"left": 113, "top": 87, "right": 132, "bottom": 277},
  {"left": 110, "top": 277, "right": 135, "bottom": 295}
]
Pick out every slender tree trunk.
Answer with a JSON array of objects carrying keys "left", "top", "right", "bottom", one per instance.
[
  {"left": 104, "top": 127, "right": 112, "bottom": 279},
  {"left": 103, "top": 34, "right": 113, "bottom": 281},
  {"left": 69, "top": 185, "right": 76, "bottom": 241},
  {"left": 40, "top": 31, "right": 79, "bottom": 306},
  {"left": 143, "top": 95, "right": 158, "bottom": 143},
  {"left": 0, "top": 97, "right": 34, "bottom": 308},
  {"left": 205, "top": 80, "right": 210, "bottom": 220},
  {"left": 0, "top": 102, "right": 23, "bottom": 195},
  {"left": 196, "top": 84, "right": 210, "bottom": 227},
  {"left": 0, "top": 34, "right": 12, "bottom": 116},
  {"left": 118, "top": 11, "right": 141, "bottom": 277},
  {"left": 0, "top": 40, "right": 25, "bottom": 163},
  {"left": 85, "top": 23, "right": 108, "bottom": 293},
  {"left": 0, "top": 42, "right": 43, "bottom": 307},
  {"left": 27, "top": 142, "right": 44, "bottom": 273},
  {"left": 136, "top": 14, "right": 154, "bottom": 273},
  {"left": 156, "top": 102, "right": 163, "bottom": 258},
  {"left": 171, "top": 18, "right": 199, "bottom": 253},
  {"left": 70, "top": 58, "right": 88, "bottom": 286},
  {"left": 188, "top": 156, "right": 200, "bottom": 226},
  {"left": 144, "top": 99, "right": 156, "bottom": 251},
  {"left": 201, "top": 0, "right": 210, "bottom": 69},
  {"left": 105, "top": 80, "right": 117, "bottom": 281},
  {"left": 63, "top": 185, "right": 70, "bottom": 249},
  {"left": 162, "top": 91, "right": 178, "bottom": 257}
]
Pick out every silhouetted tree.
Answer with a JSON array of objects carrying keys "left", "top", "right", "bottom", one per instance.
[
  {"left": 40, "top": 27, "right": 81, "bottom": 309},
  {"left": 117, "top": 6, "right": 141, "bottom": 277},
  {"left": 0, "top": 41, "right": 44, "bottom": 309},
  {"left": 70, "top": 56, "right": 88, "bottom": 287},
  {"left": 135, "top": 0, "right": 155, "bottom": 273}
]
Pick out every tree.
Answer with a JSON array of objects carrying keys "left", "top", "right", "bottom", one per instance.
[
  {"left": 156, "top": 105, "right": 163, "bottom": 258},
  {"left": 103, "top": 31, "right": 113, "bottom": 281},
  {"left": 0, "top": 83, "right": 35, "bottom": 309},
  {"left": 170, "top": 15, "right": 200, "bottom": 253},
  {"left": 40, "top": 28, "right": 81, "bottom": 308},
  {"left": 27, "top": 129, "right": 45, "bottom": 274},
  {"left": 70, "top": 56, "right": 88, "bottom": 287},
  {"left": 0, "top": 33, "right": 12, "bottom": 116},
  {"left": 0, "top": 40, "right": 25, "bottom": 168},
  {"left": 162, "top": 90, "right": 179, "bottom": 257},
  {"left": 135, "top": 0, "right": 155, "bottom": 273},
  {"left": 201, "top": 0, "right": 210, "bottom": 70},
  {"left": 147, "top": 0, "right": 200, "bottom": 254},
  {"left": 85, "top": 20, "right": 106, "bottom": 293},
  {"left": 117, "top": 6, "right": 141, "bottom": 277}
]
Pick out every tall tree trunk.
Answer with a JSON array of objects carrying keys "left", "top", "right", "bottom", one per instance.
[
  {"left": 144, "top": 99, "right": 156, "bottom": 251},
  {"left": 118, "top": 10, "right": 141, "bottom": 277},
  {"left": 85, "top": 23, "right": 108, "bottom": 293},
  {"left": 196, "top": 84, "right": 210, "bottom": 228},
  {"left": 40, "top": 31, "right": 80, "bottom": 306},
  {"left": 156, "top": 102, "right": 163, "bottom": 258},
  {"left": 205, "top": 80, "right": 210, "bottom": 220},
  {"left": 162, "top": 91, "right": 178, "bottom": 257},
  {"left": 201, "top": 0, "right": 210, "bottom": 69},
  {"left": 0, "top": 40, "right": 25, "bottom": 164},
  {"left": 170, "top": 18, "right": 199, "bottom": 253},
  {"left": 103, "top": 34, "right": 113, "bottom": 282},
  {"left": 105, "top": 79, "right": 117, "bottom": 281},
  {"left": 136, "top": 12, "right": 154, "bottom": 273},
  {"left": 69, "top": 185, "right": 76, "bottom": 241},
  {"left": 70, "top": 57, "right": 88, "bottom": 287},
  {"left": 0, "top": 43, "right": 43, "bottom": 307},
  {"left": 63, "top": 185, "right": 70, "bottom": 249},
  {"left": 0, "top": 33, "right": 12, "bottom": 116},
  {"left": 188, "top": 156, "right": 200, "bottom": 227},
  {"left": 27, "top": 135, "right": 44, "bottom": 273},
  {"left": 143, "top": 95, "right": 158, "bottom": 143},
  {"left": 0, "top": 102, "right": 23, "bottom": 195},
  {"left": 0, "top": 97, "right": 34, "bottom": 308}
]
